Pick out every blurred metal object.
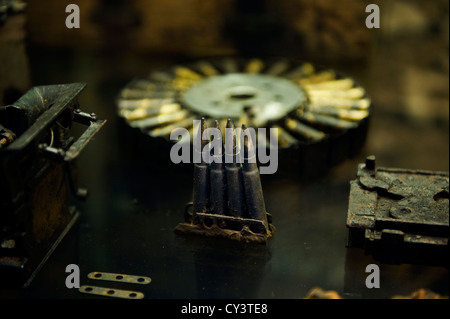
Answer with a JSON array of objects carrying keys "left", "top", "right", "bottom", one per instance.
[
  {"left": 192, "top": 117, "right": 210, "bottom": 215},
  {"left": 0, "top": 83, "right": 106, "bottom": 287},
  {"left": 304, "top": 287, "right": 447, "bottom": 299},
  {"left": 224, "top": 119, "right": 246, "bottom": 218},
  {"left": 117, "top": 57, "right": 372, "bottom": 176},
  {"left": 0, "top": 0, "right": 27, "bottom": 25},
  {"left": 175, "top": 120, "right": 274, "bottom": 244},
  {"left": 241, "top": 123, "right": 268, "bottom": 221},
  {"left": 391, "top": 289, "right": 448, "bottom": 300},
  {"left": 209, "top": 120, "right": 227, "bottom": 216},
  {"left": 346, "top": 156, "right": 449, "bottom": 267}
]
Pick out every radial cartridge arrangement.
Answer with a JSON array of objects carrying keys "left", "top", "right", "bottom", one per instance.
[
  {"left": 174, "top": 118, "right": 275, "bottom": 244},
  {"left": 117, "top": 57, "right": 372, "bottom": 175}
]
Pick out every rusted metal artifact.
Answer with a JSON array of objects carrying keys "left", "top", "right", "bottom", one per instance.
[
  {"left": 0, "top": 83, "right": 106, "bottom": 286},
  {"left": 346, "top": 156, "right": 449, "bottom": 266},
  {"left": 175, "top": 119, "right": 275, "bottom": 244},
  {"left": 117, "top": 57, "right": 372, "bottom": 176}
]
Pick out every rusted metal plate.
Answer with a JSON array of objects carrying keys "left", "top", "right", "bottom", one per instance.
[{"left": 346, "top": 156, "right": 449, "bottom": 266}]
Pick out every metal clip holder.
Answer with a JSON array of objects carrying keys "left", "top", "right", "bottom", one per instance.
[{"left": 0, "top": 83, "right": 106, "bottom": 287}]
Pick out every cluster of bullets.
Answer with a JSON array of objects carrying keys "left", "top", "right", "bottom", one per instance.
[
  {"left": 117, "top": 57, "right": 371, "bottom": 150},
  {"left": 174, "top": 118, "right": 275, "bottom": 244}
]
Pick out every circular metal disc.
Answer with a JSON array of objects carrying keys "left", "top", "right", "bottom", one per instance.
[{"left": 182, "top": 73, "right": 306, "bottom": 126}]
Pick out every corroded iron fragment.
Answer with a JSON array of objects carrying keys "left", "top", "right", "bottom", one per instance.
[
  {"left": 346, "top": 156, "right": 449, "bottom": 266},
  {"left": 0, "top": 83, "right": 106, "bottom": 287}
]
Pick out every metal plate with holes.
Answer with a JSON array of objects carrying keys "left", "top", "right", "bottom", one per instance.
[
  {"left": 79, "top": 285, "right": 144, "bottom": 299},
  {"left": 87, "top": 272, "right": 151, "bottom": 284},
  {"left": 346, "top": 156, "right": 449, "bottom": 266}
]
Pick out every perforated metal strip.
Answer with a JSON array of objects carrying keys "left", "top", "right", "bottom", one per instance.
[
  {"left": 79, "top": 285, "right": 144, "bottom": 299},
  {"left": 87, "top": 272, "right": 151, "bottom": 284}
]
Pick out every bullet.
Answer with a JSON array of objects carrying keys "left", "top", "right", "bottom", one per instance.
[
  {"left": 285, "top": 118, "right": 325, "bottom": 141},
  {"left": 309, "top": 97, "right": 371, "bottom": 110},
  {"left": 244, "top": 58, "right": 264, "bottom": 74},
  {"left": 217, "top": 118, "right": 228, "bottom": 138},
  {"left": 238, "top": 110, "right": 251, "bottom": 130},
  {"left": 197, "top": 60, "right": 220, "bottom": 76},
  {"left": 129, "top": 109, "right": 189, "bottom": 128},
  {"left": 266, "top": 59, "right": 290, "bottom": 76},
  {"left": 306, "top": 87, "right": 365, "bottom": 99},
  {"left": 209, "top": 120, "right": 228, "bottom": 215},
  {"left": 121, "top": 103, "right": 181, "bottom": 121},
  {"left": 119, "top": 88, "right": 177, "bottom": 100},
  {"left": 242, "top": 124, "right": 268, "bottom": 222},
  {"left": 148, "top": 116, "right": 195, "bottom": 137},
  {"left": 298, "top": 70, "right": 336, "bottom": 85},
  {"left": 120, "top": 78, "right": 174, "bottom": 93},
  {"left": 125, "top": 78, "right": 158, "bottom": 90},
  {"left": 171, "top": 78, "right": 198, "bottom": 92},
  {"left": 272, "top": 125, "right": 298, "bottom": 148},
  {"left": 192, "top": 118, "right": 210, "bottom": 214},
  {"left": 221, "top": 57, "right": 239, "bottom": 73},
  {"left": 174, "top": 66, "right": 203, "bottom": 81},
  {"left": 303, "top": 78, "right": 354, "bottom": 91},
  {"left": 284, "top": 62, "right": 315, "bottom": 80},
  {"left": 117, "top": 98, "right": 174, "bottom": 110},
  {"left": 149, "top": 70, "right": 173, "bottom": 83},
  {"left": 299, "top": 111, "right": 358, "bottom": 130},
  {"left": 225, "top": 119, "right": 246, "bottom": 217},
  {"left": 308, "top": 106, "right": 369, "bottom": 121}
]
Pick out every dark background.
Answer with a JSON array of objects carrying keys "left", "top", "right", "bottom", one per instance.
[{"left": 0, "top": 0, "right": 448, "bottom": 299}]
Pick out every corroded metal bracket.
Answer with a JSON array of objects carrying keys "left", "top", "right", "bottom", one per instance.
[
  {"left": 175, "top": 202, "right": 275, "bottom": 244},
  {"left": 0, "top": 83, "right": 106, "bottom": 287},
  {"left": 346, "top": 156, "right": 449, "bottom": 266}
]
